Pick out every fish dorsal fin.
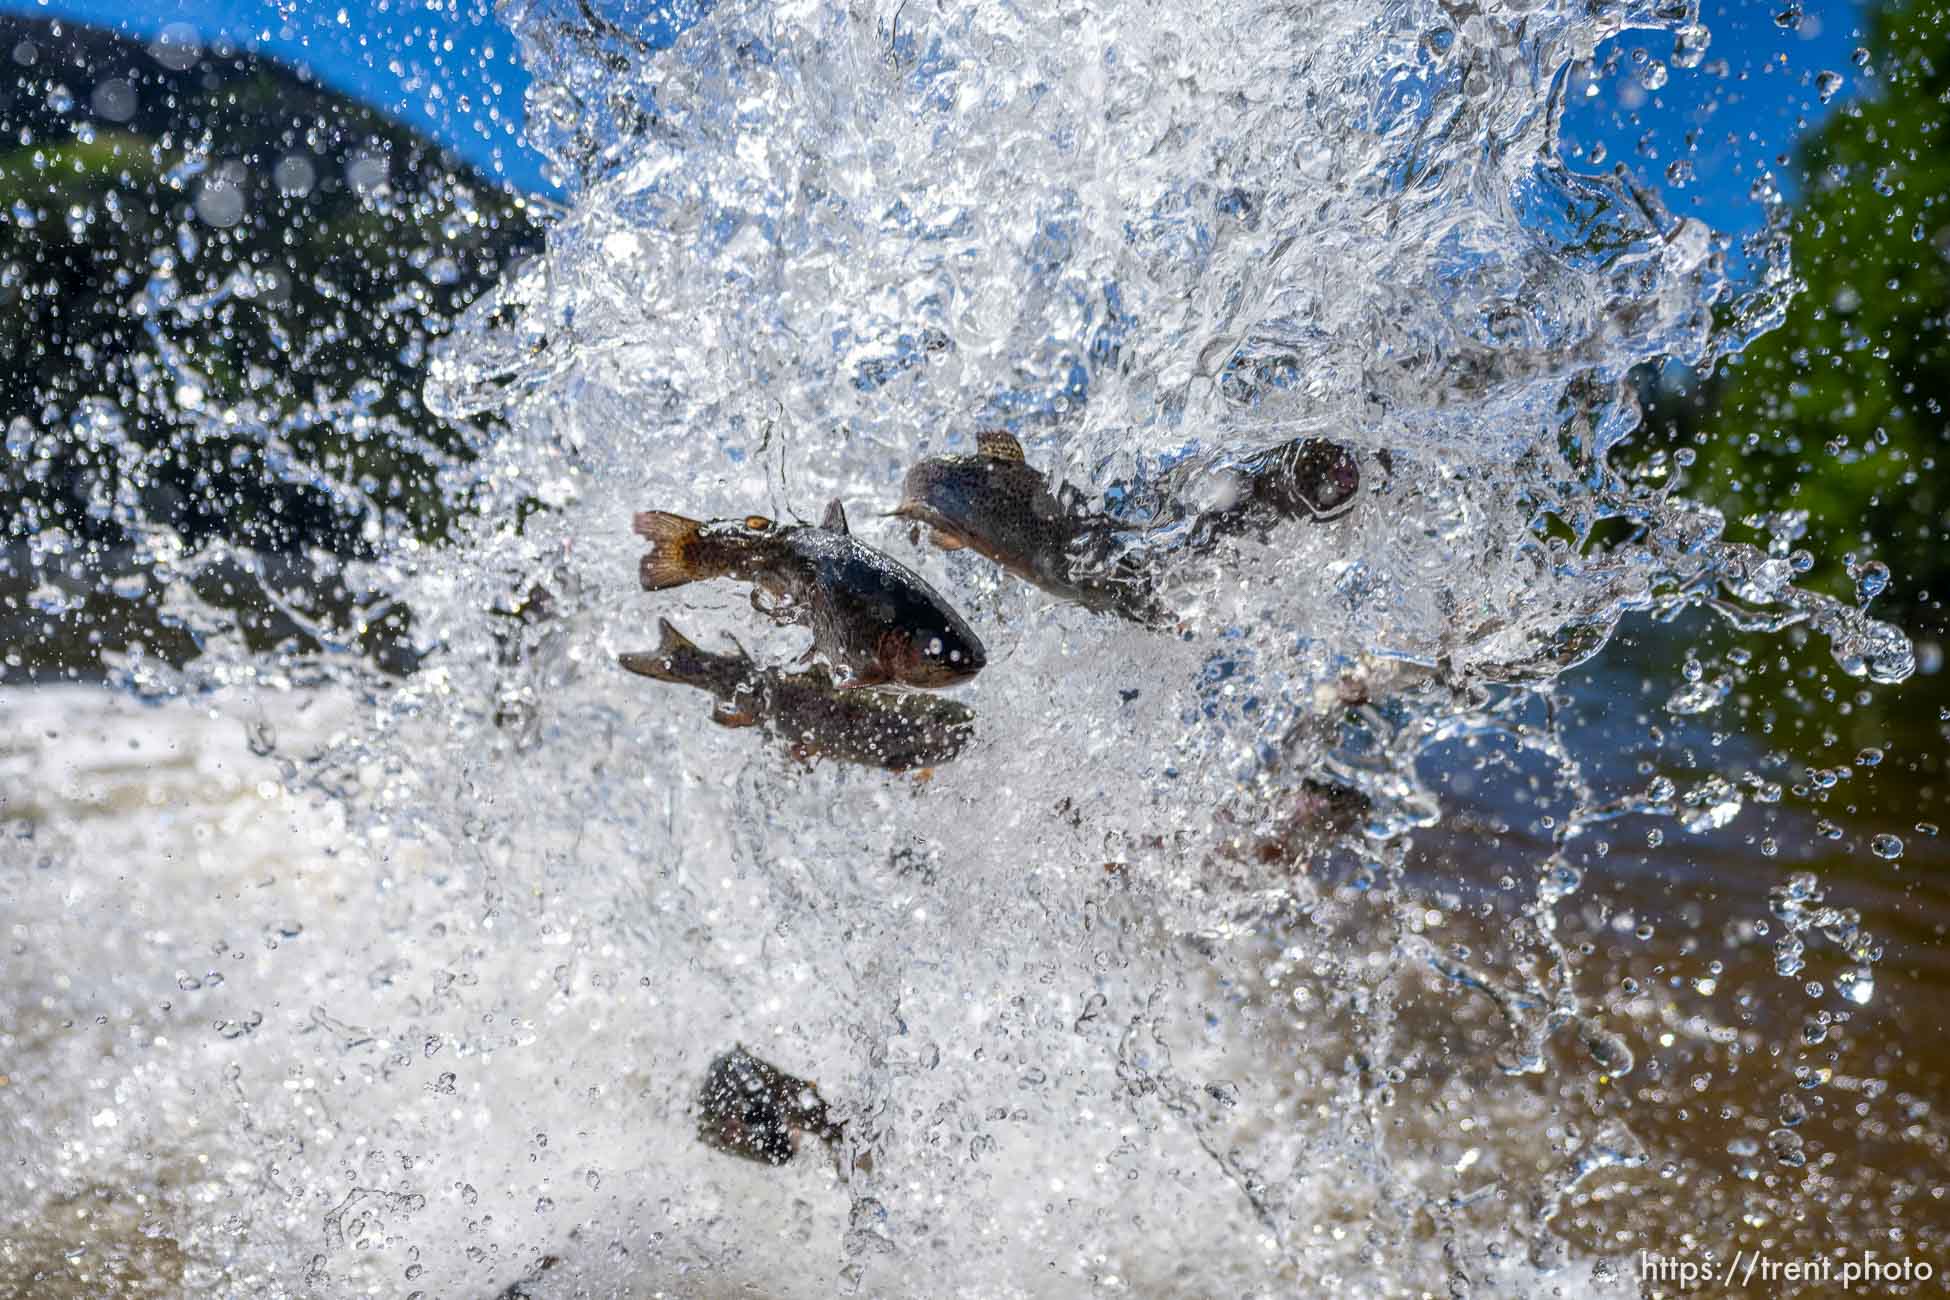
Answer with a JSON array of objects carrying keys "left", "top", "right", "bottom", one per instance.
[
  {"left": 723, "top": 631, "right": 755, "bottom": 664},
  {"left": 977, "top": 430, "right": 1025, "bottom": 462},
  {"left": 822, "top": 499, "right": 850, "bottom": 534}
]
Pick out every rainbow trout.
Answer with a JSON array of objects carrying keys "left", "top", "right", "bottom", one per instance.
[
  {"left": 890, "top": 431, "right": 1362, "bottom": 626},
  {"left": 695, "top": 1046, "right": 842, "bottom": 1167},
  {"left": 633, "top": 499, "right": 985, "bottom": 689},
  {"left": 1175, "top": 436, "right": 1363, "bottom": 537},
  {"left": 618, "top": 618, "right": 975, "bottom": 772},
  {"left": 888, "top": 431, "right": 1170, "bottom": 627}
]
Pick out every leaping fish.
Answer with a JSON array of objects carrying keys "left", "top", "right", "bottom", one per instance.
[
  {"left": 632, "top": 498, "right": 986, "bottom": 689},
  {"left": 887, "top": 430, "right": 1171, "bottom": 628},
  {"left": 694, "top": 1046, "right": 843, "bottom": 1167},
  {"left": 618, "top": 618, "right": 975, "bottom": 772}
]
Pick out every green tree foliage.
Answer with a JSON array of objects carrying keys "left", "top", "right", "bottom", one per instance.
[{"left": 1657, "top": 0, "right": 1950, "bottom": 610}]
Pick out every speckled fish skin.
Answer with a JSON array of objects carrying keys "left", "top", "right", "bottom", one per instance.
[
  {"left": 895, "top": 431, "right": 1364, "bottom": 624},
  {"left": 633, "top": 501, "right": 986, "bottom": 688},
  {"left": 1177, "top": 436, "right": 1363, "bottom": 541},
  {"left": 891, "top": 431, "right": 1170, "bottom": 627},
  {"left": 618, "top": 619, "right": 975, "bottom": 772},
  {"left": 693, "top": 1046, "right": 842, "bottom": 1167}
]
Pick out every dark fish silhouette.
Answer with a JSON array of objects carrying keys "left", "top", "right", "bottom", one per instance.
[
  {"left": 618, "top": 618, "right": 975, "bottom": 772},
  {"left": 695, "top": 1046, "right": 842, "bottom": 1167},
  {"left": 891, "top": 431, "right": 1361, "bottom": 626},
  {"left": 633, "top": 499, "right": 986, "bottom": 689},
  {"left": 888, "top": 430, "right": 1171, "bottom": 627},
  {"left": 1175, "top": 436, "right": 1363, "bottom": 538}
]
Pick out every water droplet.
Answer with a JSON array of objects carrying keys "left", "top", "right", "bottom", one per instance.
[
  {"left": 1679, "top": 776, "right": 1742, "bottom": 833},
  {"left": 1672, "top": 23, "right": 1711, "bottom": 69},
  {"left": 1666, "top": 674, "right": 1727, "bottom": 715},
  {"left": 1639, "top": 61, "right": 1669, "bottom": 91},
  {"left": 1870, "top": 833, "right": 1903, "bottom": 860},
  {"left": 1848, "top": 557, "right": 1890, "bottom": 604},
  {"left": 1815, "top": 70, "right": 1844, "bottom": 102},
  {"left": 1579, "top": 1021, "right": 1635, "bottom": 1077},
  {"left": 1768, "top": 1128, "right": 1807, "bottom": 1167}
]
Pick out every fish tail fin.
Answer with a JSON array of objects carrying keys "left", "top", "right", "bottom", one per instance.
[
  {"left": 633, "top": 511, "right": 712, "bottom": 590},
  {"left": 618, "top": 617, "right": 709, "bottom": 683}
]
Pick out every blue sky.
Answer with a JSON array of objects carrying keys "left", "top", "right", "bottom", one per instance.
[
  {"left": 0, "top": 0, "right": 554, "bottom": 189},
  {"left": 0, "top": 0, "right": 1872, "bottom": 261},
  {"left": 1561, "top": 0, "right": 1873, "bottom": 241}
]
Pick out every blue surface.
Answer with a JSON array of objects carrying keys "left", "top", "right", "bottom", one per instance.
[
  {"left": 1, "top": 0, "right": 1872, "bottom": 260},
  {"left": 1562, "top": 0, "right": 1871, "bottom": 242}
]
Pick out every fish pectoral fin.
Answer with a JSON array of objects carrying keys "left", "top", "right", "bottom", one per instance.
[
  {"left": 926, "top": 528, "right": 967, "bottom": 552},
  {"left": 710, "top": 702, "right": 760, "bottom": 728},
  {"left": 821, "top": 498, "right": 850, "bottom": 534},
  {"left": 976, "top": 430, "right": 1025, "bottom": 462},
  {"left": 793, "top": 644, "right": 819, "bottom": 666}
]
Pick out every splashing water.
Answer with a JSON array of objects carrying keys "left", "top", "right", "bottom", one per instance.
[{"left": 1, "top": 0, "right": 1928, "bottom": 1296}]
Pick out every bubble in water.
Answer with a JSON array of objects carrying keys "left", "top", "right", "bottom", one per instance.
[{"left": 1870, "top": 833, "right": 1904, "bottom": 860}]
